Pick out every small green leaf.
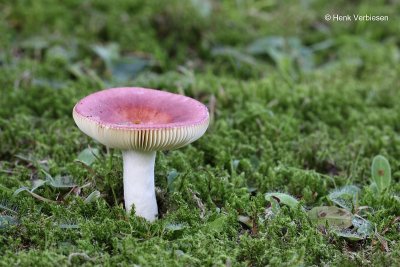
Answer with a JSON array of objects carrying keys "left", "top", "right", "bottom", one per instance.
[
  {"left": 41, "top": 169, "right": 54, "bottom": 182},
  {"left": 167, "top": 169, "right": 179, "bottom": 192},
  {"left": 174, "top": 250, "right": 185, "bottom": 257},
  {"left": 357, "top": 220, "right": 375, "bottom": 237},
  {"left": 246, "top": 36, "right": 285, "bottom": 55},
  {"left": 334, "top": 230, "right": 365, "bottom": 241},
  {"left": 0, "top": 201, "right": 18, "bottom": 214},
  {"left": 352, "top": 216, "right": 375, "bottom": 238},
  {"left": 269, "top": 197, "right": 280, "bottom": 214},
  {"left": 190, "top": 0, "right": 212, "bottom": 17},
  {"left": 265, "top": 192, "right": 301, "bottom": 210},
  {"left": 165, "top": 223, "right": 187, "bottom": 232},
  {"left": 31, "top": 179, "right": 47, "bottom": 192},
  {"left": 370, "top": 182, "right": 379, "bottom": 195},
  {"left": 308, "top": 206, "right": 353, "bottom": 229},
  {"left": 91, "top": 43, "right": 150, "bottom": 82},
  {"left": 371, "top": 155, "right": 391, "bottom": 194},
  {"left": 13, "top": 187, "right": 30, "bottom": 196},
  {"left": 231, "top": 159, "right": 240, "bottom": 172},
  {"left": 20, "top": 37, "right": 49, "bottom": 50},
  {"left": 237, "top": 215, "right": 253, "bottom": 228},
  {"left": 32, "top": 78, "right": 66, "bottom": 90},
  {"left": 164, "top": 223, "right": 187, "bottom": 238},
  {"left": 49, "top": 176, "right": 76, "bottom": 188},
  {"left": 92, "top": 43, "right": 119, "bottom": 69},
  {"left": 246, "top": 36, "right": 314, "bottom": 72},
  {"left": 111, "top": 57, "right": 151, "bottom": 82},
  {"left": 211, "top": 47, "right": 258, "bottom": 66},
  {"left": 328, "top": 185, "right": 360, "bottom": 211},
  {"left": 0, "top": 215, "right": 18, "bottom": 229},
  {"left": 68, "top": 63, "right": 86, "bottom": 79},
  {"left": 46, "top": 45, "right": 73, "bottom": 63},
  {"left": 84, "top": 191, "right": 101, "bottom": 204},
  {"left": 77, "top": 148, "right": 100, "bottom": 166},
  {"left": 13, "top": 187, "right": 57, "bottom": 203}
]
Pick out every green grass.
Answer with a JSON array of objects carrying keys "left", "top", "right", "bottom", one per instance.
[{"left": 1, "top": 0, "right": 400, "bottom": 266}]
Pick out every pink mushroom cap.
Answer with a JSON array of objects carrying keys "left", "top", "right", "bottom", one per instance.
[{"left": 73, "top": 87, "right": 209, "bottom": 151}]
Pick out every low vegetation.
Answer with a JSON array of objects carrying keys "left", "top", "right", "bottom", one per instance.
[{"left": 0, "top": 0, "right": 399, "bottom": 265}]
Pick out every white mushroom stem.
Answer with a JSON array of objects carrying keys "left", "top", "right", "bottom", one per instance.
[{"left": 122, "top": 150, "right": 158, "bottom": 221}]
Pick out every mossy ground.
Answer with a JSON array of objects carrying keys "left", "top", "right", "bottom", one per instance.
[{"left": 1, "top": 0, "right": 400, "bottom": 266}]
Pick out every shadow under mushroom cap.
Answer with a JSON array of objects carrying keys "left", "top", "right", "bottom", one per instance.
[{"left": 73, "top": 87, "right": 209, "bottom": 151}]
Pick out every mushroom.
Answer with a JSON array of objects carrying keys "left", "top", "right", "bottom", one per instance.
[{"left": 72, "top": 87, "right": 209, "bottom": 221}]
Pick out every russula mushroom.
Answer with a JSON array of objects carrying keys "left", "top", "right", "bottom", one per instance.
[{"left": 73, "top": 87, "right": 209, "bottom": 221}]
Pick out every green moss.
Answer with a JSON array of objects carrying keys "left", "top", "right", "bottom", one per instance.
[{"left": 0, "top": 0, "right": 399, "bottom": 265}]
